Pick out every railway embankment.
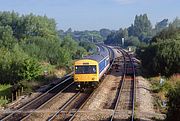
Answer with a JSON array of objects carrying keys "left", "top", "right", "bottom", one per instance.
[{"left": 136, "top": 76, "right": 166, "bottom": 121}]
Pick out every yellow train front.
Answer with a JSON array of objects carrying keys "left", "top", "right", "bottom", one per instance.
[{"left": 74, "top": 46, "right": 110, "bottom": 89}]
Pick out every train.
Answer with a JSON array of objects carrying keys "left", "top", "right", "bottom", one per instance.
[{"left": 74, "top": 45, "right": 110, "bottom": 89}]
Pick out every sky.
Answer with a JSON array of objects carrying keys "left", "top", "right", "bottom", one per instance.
[{"left": 0, "top": 0, "right": 179, "bottom": 31}]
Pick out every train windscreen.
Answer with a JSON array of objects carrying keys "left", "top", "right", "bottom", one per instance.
[{"left": 75, "top": 65, "right": 96, "bottom": 74}]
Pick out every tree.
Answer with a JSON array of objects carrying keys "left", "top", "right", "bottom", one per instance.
[
  {"left": 125, "top": 36, "right": 140, "bottom": 47},
  {"left": 0, "top": 45, "right": 37, "bottom": 84},
  {"left": 100, "top": 28, "right": 111, "bottom": 40},
  {"left": 138, "top": 27, "right": 180, "bottom": 76},
  {"left": 154, "top": 19, "right": 168, "bottom": 34},
  {"left": 128, "top": 14, "right": 152, "bottom": 42},
  {"left": 0, "top": 26, "right": 16, "bottom": 49},
  {"left": 104, "top": 28, "right": 130, "bottom": 45},
  {"left": 19, "top": 58, "right": 42, "bottom": 81},
  {"left": 61, "top": 36, "right": 78, "bottom": 57},
  {"left": 170, "top": 17, "right": 180, "bottom": 29},
  {"left": 79, "top": 41, "right": 96, "bottom": 53}
]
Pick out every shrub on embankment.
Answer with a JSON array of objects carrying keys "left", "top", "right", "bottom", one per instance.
[
  {"left": 166, "top": 80, "right": 180, "bottom": 121},
  {"left": 149, "top": 74, "right": 180, "bottom": 120},
  {"left": 137, "top": 27, "right": 180, "bottom": 77}
]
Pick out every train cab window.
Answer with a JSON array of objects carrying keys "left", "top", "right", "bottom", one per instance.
[{"left": 75, "top": 65, "right": 96, "bottom": 74}]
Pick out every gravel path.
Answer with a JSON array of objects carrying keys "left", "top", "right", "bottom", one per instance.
[{"left": 136, "top": 76, "right": 165, "bottom": 121}]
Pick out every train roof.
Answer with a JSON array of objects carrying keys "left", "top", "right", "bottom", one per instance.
[{"left": 83, "top": 45, "right": 109, "bottom": 62}]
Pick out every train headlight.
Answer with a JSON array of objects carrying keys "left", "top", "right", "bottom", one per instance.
[
  {"left": 92, "top": 77, "right": 95, "bottom": 80},
  {"left": 75, "top": 78, "right": 78, "bottom": 81}
]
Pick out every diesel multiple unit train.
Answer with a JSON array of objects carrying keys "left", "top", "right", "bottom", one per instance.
[{"left": 74, "top": 45, "right": 110, "bottom": 89}]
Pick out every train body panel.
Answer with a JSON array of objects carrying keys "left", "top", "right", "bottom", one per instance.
[
  {"left": 73, "top": 45, "right": 110, "bottom": 88},
  {"left": 74, "top": 59, "right": 99, "bottom": 82}
]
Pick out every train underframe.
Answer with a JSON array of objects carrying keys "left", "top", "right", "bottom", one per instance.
[{"left": 76, "top": 81, "right": 99, "bottom": 91}]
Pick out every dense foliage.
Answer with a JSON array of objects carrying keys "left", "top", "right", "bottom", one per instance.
[
  {"left": 128, "top": 14, "right": 152, "bottom": 39},
  {"left": 79, "top": 41, "right": 96, "bottom": 53},
  {"left": 0, "top": 11, "right": 93, "bottom": 84},
  {"left": 0, "top": 46, "right": 38, "bottom": 84},
  {"left": 137, "top": 24, "right": 180, "bottom": 76}
]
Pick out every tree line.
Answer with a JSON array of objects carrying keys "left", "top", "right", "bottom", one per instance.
[
  {"left": 59, "top": 28, "right": 112, "bottom": 43},
  {"left": 137, "top": 19, "right": 180, "bottom": 76},
  {"left": 104, "top": 14, "right": 171, "bottom": 47},
  {"left": 0, "top": 11, "right": 96, "bottom": 84}
]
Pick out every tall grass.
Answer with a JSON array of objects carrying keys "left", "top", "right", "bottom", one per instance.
[
  {"left": 149, "top": 74, "right": 180, "bottom": 113},
  {"left": 0, "top": 84, "right": 12, "bottom": 107}
]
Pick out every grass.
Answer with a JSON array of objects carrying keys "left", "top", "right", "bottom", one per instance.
[
  {"left": 0, "top": 63, "right": 70, "bottom": 106},
  {"left": 149, "top": 74, "right": 180, "bottom": 113},
  {"left": 19, "top": 64, "right": 68, "bottom": 94},
  {"left": 0, "top": 84, "right": 12, "bottom": 107},
  {"left": 19, "top": 74, "right": 57, "bottom": 94}
]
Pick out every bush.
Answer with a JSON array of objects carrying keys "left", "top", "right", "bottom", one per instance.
[
  {"left": 137, "top": 27, "right": 180, "bottom": 76},
  {"left": 166, "top": 82, "right": 180, "bottom": 121},
  {"left": 0, "top": 47, "right": 42, "bottom": 84},
  {"left": 18, "top": 58, "right": 42, "bottom": 81}
]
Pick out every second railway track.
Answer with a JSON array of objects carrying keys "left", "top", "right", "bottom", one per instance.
[
  {"left": 1, "top": 75, "right": 74, "bottom": 121},
  {"left": 110, "top": 47, "right": 136, "bottom": 121}
]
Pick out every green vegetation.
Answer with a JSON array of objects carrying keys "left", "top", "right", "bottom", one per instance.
[
  {"left": 0, "top": 84, "right": 11, "bottom": 106},
  {"left": 137, "top": 26, "right": 180, "bottom": 76},
  {"left": 104, "top": 14, "right": 153, "bottom": 46},
  {"left": 149, "top": 75, "right": 180, "bottom": 114},
  {"left": 59, "top": 28, "right": 110, "bottom": 42},
  {"left": 0, "top": 10, "right": 179, "bottom": 116},
  {"left": 79, "top": 41, "right": 96, "bottom": 54},
  {"left": 0, "top": 11, "right": 96, "bottom": 106},
  {"left": 166, "top": 81, "right": 180, "bottom": 121},
  {"left": 134, "top": 17, "right": 180, "bottom": 120}
]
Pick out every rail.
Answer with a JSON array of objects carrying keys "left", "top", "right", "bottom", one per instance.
[
  {"left": 69, "top": 49, "right": 115, "bottom": 121},
  {"left": 21, "top": 82, "right": 75, "bottom": 121},
  {"left": 129, "top": 51, "right": 136, "bottom": 121},
  {"left": 1, "top": 75, "right": 73, "bottom": 121},
  {"left": 110, "top": 47, "right": 136, "bottom": 121},
  {"left": 47, "top": 92, "right": 81, "bottom": 121},
  {"left": 122, "top": 48, "right": 136, "bottom": 121},
  {"left": 110, "top": 48, "right": 126, "bottom": 121}
]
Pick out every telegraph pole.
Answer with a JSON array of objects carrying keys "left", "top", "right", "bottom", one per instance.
[
  {"left": 91, "top": 35, "right": 93, "bottom": 43},
  {"left": 122, "top": 38, "right": 124, "bottom": 46}
]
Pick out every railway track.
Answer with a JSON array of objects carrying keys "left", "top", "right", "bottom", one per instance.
[
  {"left": 48, "top": 89, "right": 95, "bottom": 121},
  {"left": 1, "top": 45, "right": 116, "bottom": 121},
  {"left": 110, "top": 48, "right": 136, "bottom": 121},
  {"left": 47, "top": 46, "right": 116, "bottom": 121},
  {"left": 1, "top": 75, "right": 73, "bottom": 121}
]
